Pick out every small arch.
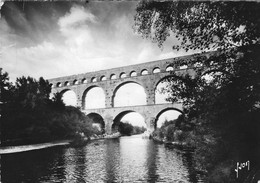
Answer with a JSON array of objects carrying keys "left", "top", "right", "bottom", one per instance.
[
  {"left": 110, "top": 74, "right": 116, "bottom": 80},
  {"left": 100, "top": 75, "right": 107, "bottom": 81},
  {"left": 82, "top": 78, "right": 87, "bottom": 84},
  {"left": 91, "top": 77, "right": 97, "bottom": 82},
  {"left": 64, "top": 81, "right": 70, "bottom": 86},
  {"left": 120, "top": 72, "right": 127, "bottom": 78},
  {"left": 50, "top": 83, "right": 54, "bottom": 88},
  {"left": 56, "top": 82, "right": 62, "bottom": 87},
  {"left": 155, "top": 108, "right": 183, "bottom": 129},
  {"left": 166, "top": 65, "right": 174, "bottom": 72},
  {"left": 130, "top": 71, "right": 137, "bottom": 77},
  {"left": 141, "top": 69, "right": 148, "bottom": 75},
  {"left": 179, "top": 64, "right": 188, "bottom": 70},
  {"left": 73, "top": 80, "right": 79, "bottom": 85},
  {"left": 153, "top": 67, "right": 160, "bottom": 73}
]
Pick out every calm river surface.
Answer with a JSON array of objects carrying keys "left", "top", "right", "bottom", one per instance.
[{"left": 0, "top": 136, "right": 204, "bottom": 183}]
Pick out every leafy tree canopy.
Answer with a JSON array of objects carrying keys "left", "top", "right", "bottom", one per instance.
[
  {"left": 134, "top": 1, "right": 260, "bottom": 51},
  {"left": 135, "top": 2, "right": 260, "bottom": 181}
]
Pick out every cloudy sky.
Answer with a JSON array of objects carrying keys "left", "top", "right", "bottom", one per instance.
[{"left": 0, "top": 1, "right": 193, "bottom": 82}]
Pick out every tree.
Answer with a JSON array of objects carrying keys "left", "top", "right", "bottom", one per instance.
[
  {"left": 1, "top": 71, "right": 98, "bottom": 145},
  {"left": 134, "top": 2, "right": 260, "bottom": 182},
  {"left": 0, "top": 68, "right": 13, "bottom": 144},
  {"left": 118, "top": 122, "right": 134, "bottom": 136},
  {"left": 0, "top": 68, "right": 14, "bottom": 104},
  {"left": 134, "top": 1, "right": 260, "bottom": 51}
]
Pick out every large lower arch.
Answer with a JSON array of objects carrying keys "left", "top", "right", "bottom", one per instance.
[
  {"left": 60, "top": 89, "right": 77, "bottom": 107},
  {"left": 155, "top": 108, "right": 183, "bottom": 129},
  {"left": 112, "top": 110, "right": 146, "bottom": 134},
  {"left": 112, "top": 81, "right": 147, "bottom": 107},
  {"left": 82, "top": 86, "right": 105, "bottom": 110},
  {"left": 86, "top": 113, "right": 105, "bottom": 134}
]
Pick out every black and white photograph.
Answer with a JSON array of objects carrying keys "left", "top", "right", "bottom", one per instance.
[{"left": 0, "top": 0, "right": 260, "bottom": 182}]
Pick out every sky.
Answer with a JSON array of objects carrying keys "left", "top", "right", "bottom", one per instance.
[
  {"left": 0, "top": 1, "right": 189, "bottom": 128},
  {"left": 0, "top": 1, "right": 194, "bottom": 81}
]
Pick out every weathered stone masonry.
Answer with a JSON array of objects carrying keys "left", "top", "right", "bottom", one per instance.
[{"left": 48, "top": 52, "right": 215, "bottom": 134}]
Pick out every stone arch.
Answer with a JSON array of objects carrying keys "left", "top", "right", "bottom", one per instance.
[
  {"left": 100, "top": 75, "right": 106, "bottom": 81},
  {"left": 130, "top": 71, "right": 137, "bottom": 77},
  {"left": 141, "top": 69, "right": 148, "bottom": 75},
  {"left": 166, "top": 65, "right": 174, "bottom": 72},
  {"left": 120, "top": 72, "right": 127, "bottom": 78},
  {"left": 60, "top": 89, "right": 77, "bottom": 107},
  {"left": 56, "top": 82, "right": 62, "bottom": 87},
  {"left": 82, "top": 78, "right": 87, "bottom": 84},
  {"left": 111, "top": 80, "right": 148, "bottom": 107},
  {"left": 50, "top": 83, "right": 54, "bottom": 88},
  {"left": 153, "top": 75, "right": 176, "bottom": 104},
  {"left": 91, "top": 77, "right": 97, "bottom": 82},
  {"left": 73, "top": 79, "right": 79, "bottom": 85},
  {"left": 110, "top": 74, "right": 116, "bottom": 80},
  {"left": 153, "top": 67, "right": 161, "bottom": 73},
  {"left": 86, "top": 112, "right": 105, "bottom": 134},
  {"left": 82, "top": 85, "right": 105, "bottom": 110},
  {"left": 64, "top": 81, "right": 70, "bottom": 86},
  {"left": 179, "top": 63, "right": 188, "bottom": 70},
  {"left": 112, "top": 110, "right": 146, "bottom": 133},
  {"left": 155, "top": 107, "right": 183, "bottom": 129},
  {"left": 60, "top": 88, "right": 70, "bottom": 95}
]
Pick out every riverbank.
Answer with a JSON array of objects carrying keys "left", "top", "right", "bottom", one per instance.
[
  {"left": 0, "top": 133, "right": 123, "bottom": 154},
  {"left": 0, "top": 140, "right": 72, "bottom": 154}
]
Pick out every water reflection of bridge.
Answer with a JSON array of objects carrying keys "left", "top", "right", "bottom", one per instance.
[{"left": 48, "top": 52, "right": 215, "bottom": 133}]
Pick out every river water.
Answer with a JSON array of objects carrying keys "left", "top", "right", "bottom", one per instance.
[{"left": 0, "top": 136, "right": 204, "bottom": 183}]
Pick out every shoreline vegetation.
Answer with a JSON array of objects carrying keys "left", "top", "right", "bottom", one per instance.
[{"left": 150, "top": 117, "right": 196, "bottom": 149}]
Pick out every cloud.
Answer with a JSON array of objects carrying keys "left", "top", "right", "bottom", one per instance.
[{"left": 58, "top": 5, "right": 95, "bottom": 28}]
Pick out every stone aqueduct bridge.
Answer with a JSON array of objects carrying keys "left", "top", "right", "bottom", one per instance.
[{"left": 48, "top": 52, "right": 214, "bottom": 134}]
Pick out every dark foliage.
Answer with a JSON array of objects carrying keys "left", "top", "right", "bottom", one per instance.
[
  {"left": 135, "top": 1, "right": 260, "bottom": 50},
  {"left": 0, "top": 71, "right": 97, "bottom": 146},
  {"left": 117, "top": 122, "right": 146, "bottom": 136},
  {"left": 135, "top": 1, "right": 260, "bottom": 182},
  {"left": 118, "top": 122, "right": 133, "bottom": 136}
]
